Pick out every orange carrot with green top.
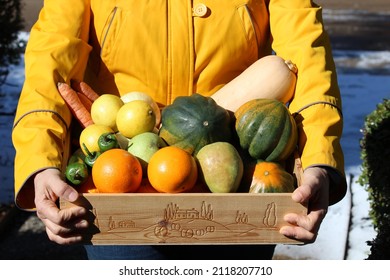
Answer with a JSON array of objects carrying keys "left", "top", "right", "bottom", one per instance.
[
  {"left": 58, "top": 82, "right": 94, "bottom": 128},
  {"left": 71, "top": 80, "right": 100, "bottom": 102}
]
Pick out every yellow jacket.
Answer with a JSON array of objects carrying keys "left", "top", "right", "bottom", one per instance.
[{"left": 12, "top": 0, "right": 346, "bottom": 210}]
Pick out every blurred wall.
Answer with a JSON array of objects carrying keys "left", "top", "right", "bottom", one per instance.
[
  {"left": 21, "top": 0, "right": 389, "bottom": 33},
  {"left": 22, "top": 0, "right": 42, "bottom": 31}
]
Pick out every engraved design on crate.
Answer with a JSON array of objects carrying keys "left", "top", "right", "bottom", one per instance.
[
  {"left": 91, "top": 201, "right": 278, "bottom": 243},
  {"left": 263, "top": 202, "right": 277, "bottom": 227}
]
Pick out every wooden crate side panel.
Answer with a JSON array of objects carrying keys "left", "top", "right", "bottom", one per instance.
[{"left": 60, "top": 193, "right": 306, "bottom": 245}]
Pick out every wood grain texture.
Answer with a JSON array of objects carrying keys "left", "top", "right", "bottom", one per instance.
[{"left": 60, "top": 193, "right": 306, "bottom": 245}]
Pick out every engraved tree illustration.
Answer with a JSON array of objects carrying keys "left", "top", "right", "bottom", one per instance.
[
  {"left": 163, "top": 201, "right": 213, "bottom": 221},
  {"left": 200, "top": 201, "right": 213, "bottom": 220},
  {"left": 164, "top": 202, "right": 179, "bottom": 221},
  {"left": 235, "top": 210, "right": 249, "bottom": 224},
  {"left": 108, "top": 215, "right": 115, "bottom": 230},
  {"left": 263, "top": 202, "right": 277, "bottom": 227}
]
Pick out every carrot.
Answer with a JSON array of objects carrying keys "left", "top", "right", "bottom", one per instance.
[
  {"left": 58, "top": 82, "right": 94, "bottom": 128},
  {"left": 71, "top": 80, "right": 100, "bottom": 102},
  {"left": 77, "top": 92, "right": 93, "bottom": 112}
]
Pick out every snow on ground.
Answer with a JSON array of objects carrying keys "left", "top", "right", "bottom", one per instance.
[
  {"left": 274, "top": 169, "right": 376, "bottom": 260},
  {"left": 274, "top": 183, "right": 351, "bottom": 260},
  {"left": 274, "top": 50, "right": 390, "bottom": 260}
]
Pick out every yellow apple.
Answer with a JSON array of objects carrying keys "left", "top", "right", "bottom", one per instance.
[
  {"left": 116, "top": 100, "right": 156, "bottom": 138},
  {"left": 120, "top": 91, "right": 161, "bottom": 127},
  {"left": 79, "top": 124, "right": 114, "bottom": 156},
  {"left": 91, "top": 94, "right": 124, "bottom": 131}
]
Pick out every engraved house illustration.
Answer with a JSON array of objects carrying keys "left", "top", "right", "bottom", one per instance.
[{"left": 174, "top": 208, "right": 199, "bottom": 219}]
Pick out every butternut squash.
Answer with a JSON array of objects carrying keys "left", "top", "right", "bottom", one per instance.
[{"left": 211, "top": 55, "right": 297, "bottom": 112}]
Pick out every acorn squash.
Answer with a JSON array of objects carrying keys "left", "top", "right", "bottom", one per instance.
[
  {"left": 159, "top": 93, "right": 232, "bottom": 155},
  {"left": 249, "top": 160, "right": 295, "bottom": 193},
  {"left": 235, "top": 98, "right": 297, "bottom": 162}
]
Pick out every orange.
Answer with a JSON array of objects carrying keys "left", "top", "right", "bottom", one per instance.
[
  {"left": 136, "top": 178, "right": 159, "bottom": 193},
  {"left": 147, "top": 146, "right": 198, "bottom": 193},
  {"left": 92, "top": 149, "right": 142, "bottom": 193},
  {"left": 77, "top": 176, "right": 98, "bottom": 193}
]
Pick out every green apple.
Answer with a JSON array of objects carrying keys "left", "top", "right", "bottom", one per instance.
[
  {"left": 127, "top": 132, "right": 167, "bottom": 174},
  {"left": 115, "top": 132, "right": 130, "bottom": 150}
]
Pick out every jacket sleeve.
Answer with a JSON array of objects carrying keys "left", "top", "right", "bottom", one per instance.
[
  {"left": 268, "top": 0, "right": 347, "bottom": 205},
  {"left": 12, "top": 0, "right": 92, "bottom": 210}
]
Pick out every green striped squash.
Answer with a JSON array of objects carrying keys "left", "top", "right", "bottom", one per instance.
[
  {"left": 159, "top": 94, "right": 232, "bottom": 155},
  {"left": 234, "top": 99, "right": 297, "bottom": 162}
]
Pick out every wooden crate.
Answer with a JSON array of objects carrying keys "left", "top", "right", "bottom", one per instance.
[{"left": 60, "top": 192, "right": 306, "bottom": 245}]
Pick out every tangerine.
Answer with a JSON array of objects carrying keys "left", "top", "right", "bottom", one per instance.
[
  {"left": 147, "top": 146, "right": 198, "bottom": 193},
  {"left": 92, "top": 149, "right": 142, "bottom": 193},
  {"left": 77, "top": 176, "right": 98, "bottom": 193},
  {"left": 136, "top": 178, "right": 159, "bottom": 193}
]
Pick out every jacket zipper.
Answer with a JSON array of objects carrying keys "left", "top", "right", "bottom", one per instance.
[
  {"left": 244, "top": 4, "right": 259, "bottom": 48},
  {"left": 100, "top": 6, "right": 118, "bottom": 56}
]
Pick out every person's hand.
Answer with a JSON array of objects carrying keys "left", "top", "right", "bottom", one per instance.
[
  {"left": 34, "top": 168, "right": 89, "bottom": 244},
  {"left": 279, "top": 167, "right": 329, "bottom": 243}
]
